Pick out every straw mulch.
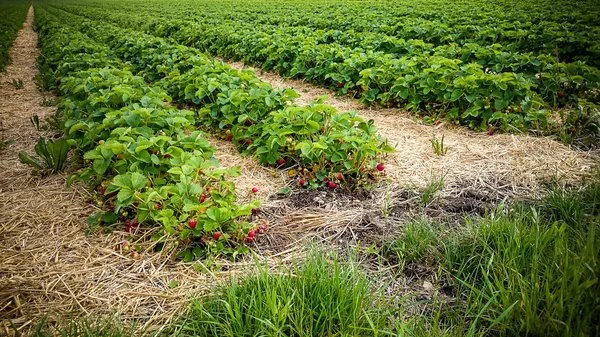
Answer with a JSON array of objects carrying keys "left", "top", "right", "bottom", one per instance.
[{"left": 228, "top": 61, "right": 598, "bottom": 200}]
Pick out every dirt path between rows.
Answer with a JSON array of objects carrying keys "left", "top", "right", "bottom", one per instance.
[{"left": 227, "top": 61, "right": 598, "bottom": 200}]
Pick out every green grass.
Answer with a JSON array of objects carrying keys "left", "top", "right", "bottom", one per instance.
[
  {"left": 175, "top": 252, "right": 395, "bottom": 337},
  {"left": 385, "top": 173, "right": 600, "bottom": 336}
]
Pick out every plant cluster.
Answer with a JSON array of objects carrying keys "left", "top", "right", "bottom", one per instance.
[
  {"left": 49, "top": 0, "right": 600, "bottom": 133},
  {"left": 34, "top": 5, "right": 391, "bottom": 260}
]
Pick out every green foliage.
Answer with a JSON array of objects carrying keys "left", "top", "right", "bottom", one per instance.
[
  {"left": 30, "top": 114, "right": 40, "bottom": 130},
  {"left": 384, "top": 174, "right": 600, "bottom": 336},
  {"left": 47, "top": 0, "right": 600, "bottom": 132},
  {"left": 420, "top": 172, "right": 445, "bottom": 206},
  {"left": 0, "top": 1, "right": 28, "bottom": 71},
  {"left": 18, "top": 137, "right": 72, "bottom": 175},
  {"left": 0, "top": 138, "right": 15, "bottom": 151},
  {"left": 179, "top": 252, "right": 393, "bottom": 336}
]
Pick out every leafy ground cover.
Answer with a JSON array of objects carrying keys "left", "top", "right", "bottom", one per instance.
[{"left": 31, "top": 5, "right": 391, "bottom": 260}]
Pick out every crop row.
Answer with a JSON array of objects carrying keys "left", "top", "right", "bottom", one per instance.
[
  {"left": 48, "top": 3, "right": 600, "bottom": 131},
  {"left": 41, "top": 5, "right": 392, "bottom": 179},
  {"left": 35, "top": 6, "right": 266, "bottom": 260},
  {"left": 0, "top": 0, "right": 29, "bottom": 71},
  {"left": 51, "top": 0, "right": 600, "bottom": 66},
  {"left": 34, "top": 5, "right": 391, "bottom": 258}
]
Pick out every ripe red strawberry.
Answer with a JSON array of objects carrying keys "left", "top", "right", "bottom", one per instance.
[
  {"left": 487, "top": 130, "right": 495, "bottom": 136},
  {"left": 245, "top": 120, "right": 251, "bottom": 126},
  {"left": 336, "top": 173, "right": 343, "bottom": 180},
  {"left": 299, "top": 179, "right": 306, "bottom": 187},
  {"left": 225, "top": 135, "right": 233, "bottom": 142},
  {"left": 376, "top": 164, "right": 385, "bottom": 171},
  {"left": 244, "top": 236, "right": 254, "bottom": 243},
  {"left": 100, "top": 188, "right": 106, "bottom": 195},
  {"left": 247, "top": 230, "right": 256, "bottom": 238},
  {"left": 153, "top": 204, "right": 159, "bottom": 210},
  {"left": 252, "top": 208, "right": 259, "bottom": 214},
  {"left": 213, "top": 232, "right": 222, "bottom": 240},
  {"left": 252, "top": 187, "right": 258, "bottom": 193},
  {"left": 558, "top": 92, "right": 564, "bottom": 98},
  {"left": 199, "top": 194, "right": 207, "bottom": 203},
  {"left": 188, "top": 219, "right": 197, "bottom": 229},
  {"left": 276, "top": 159, "right": 285, "bottom": 166},
  {"left": 328, "top": 181, "right": 337, "bottom": 189},
  {"left": 246, "top": 139, "right": 252, "bottom": 145},
  {"left": 164, "top": 154, "right": 171, "bottom": 158}
]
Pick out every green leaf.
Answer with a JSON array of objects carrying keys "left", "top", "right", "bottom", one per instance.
[
  {"left": 130, "top": 172, "right": 147, "bottom": 190},
  {"left": 450, "top": 90, "right": 462, "bottom": 102}
]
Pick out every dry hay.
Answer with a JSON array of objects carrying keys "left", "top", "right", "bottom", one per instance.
[
  {"left": 227, "top": 61, "right": 598, "bottom": 199},
  {"left": 206, "top": 135, "right": 288, "bottom": 203}
]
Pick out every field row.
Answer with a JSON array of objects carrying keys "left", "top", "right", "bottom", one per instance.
[
  {"left": 0, "top": 0, "right": 29, "bottom": 71},
  {"left": 33, "top": 5, "right": 391, "bottom": 259},
  {"left": 45, "top": 0, "right": 600, "bottom": 132}
]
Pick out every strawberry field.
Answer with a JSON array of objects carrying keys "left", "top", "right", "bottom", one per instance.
[
  {"left": 1, "top": 0, "right": 599, "bottom": 336},
  {"left": 38, "top": 0, "right": 600, "bottom": 134}
]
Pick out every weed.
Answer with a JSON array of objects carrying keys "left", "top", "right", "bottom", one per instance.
[
  {"left": 18, "top": 137, "right": 72, "bottom": 175},
  {"left": 420, "top": 172, "right": 446, "bottom": 206},
  {"left": 41, "top": 96, "right": 56, "bottom": 106},
  {"left": 430, "top": 134, "right": 448, "bottom": 156},
  {"left": 384, "top": 174, "right": 600, "bottom": 336},
  {"left": 179, "top": 252, "right": 393, "bottom": 336},
  {"left": 9, "top": 78, "right": 24, "bottom": 89},
  {"left": 30, "top": 114, "right": 41, "bottom": 131},
  {"left": 0, "top": 138, "right": 15, "bottom": 151}
]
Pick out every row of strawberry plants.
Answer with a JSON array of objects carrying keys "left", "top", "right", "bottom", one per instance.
[
  {"left": 42, "top": 5, "right": 393, "bottom": 186},
  {"left": 46, "top": 5, "right": 557, "bottom": 131},
  {"left": 35, "top": 7, "right": 265, "bottom": 261},
  {"left": 0, "top": 0, "right": 29, "bottom": 71},
  {"left": 53, "top": 0, "right": 600, "bottom": 67}
]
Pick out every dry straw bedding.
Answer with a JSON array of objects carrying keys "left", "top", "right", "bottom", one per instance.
[{"left": 0, "top": 7, "right": 597, "bottom": 335}]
